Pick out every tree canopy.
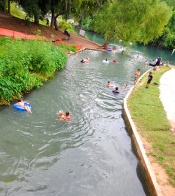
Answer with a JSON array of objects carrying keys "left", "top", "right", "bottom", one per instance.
[
  {"left": 0, "top": 0, "right": 174, "bottom": 48},
  {"left": 151, "top": 0, "right": 175, "bottom": 48},
  {"left": 94, "top": 0, "right": 172, "bottom": 45}
]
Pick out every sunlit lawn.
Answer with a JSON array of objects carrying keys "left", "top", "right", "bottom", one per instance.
[{"left": 127, "top": 66, "right": 175, "bottom": 186}]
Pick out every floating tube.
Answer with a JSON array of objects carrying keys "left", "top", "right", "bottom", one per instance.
[
  {"left": 13, "top": 103, "right": 32, "bottom": 112},
  {"left": 107, "top": 48, "right": 112, "bottom": 51},
  {"left": 103, "top": 60, "right": 109, "bottom": 63}
]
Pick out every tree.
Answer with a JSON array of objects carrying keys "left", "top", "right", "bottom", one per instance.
[
  {"left": 73, "top": 0, "right": 108, "bottom": 24},
  {"left": 18, "top": 0, "right": 41, "bottom": 24},
  {"left": 152, "top": 0, "right": 175, "bottom": 49},
  {"left": 0, "top": 0, "right": 7, "bottom": 12},
  {"left": 94, "top": 0, "right": 172, "bottom": 45}
]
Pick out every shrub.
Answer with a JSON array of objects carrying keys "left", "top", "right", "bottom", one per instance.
[{"left": 0, "top": 37, "right": 67, "bottom": 104}]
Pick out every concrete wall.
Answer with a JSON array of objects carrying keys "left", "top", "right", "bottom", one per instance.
[{"left": 123, "top": 70, "right": 163, "bottom": 196}]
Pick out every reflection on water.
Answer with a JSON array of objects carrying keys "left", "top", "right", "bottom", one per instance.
[{"left": 0, "top": 47, "right": 160, "bottom": 195}]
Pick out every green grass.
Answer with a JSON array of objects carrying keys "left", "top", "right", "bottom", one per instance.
[{"left": 127, "top": 66, "right": 175, "bottom": 186}]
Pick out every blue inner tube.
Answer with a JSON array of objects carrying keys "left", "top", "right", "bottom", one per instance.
[
  {"left": 13, "top": 103, "right": 32, "bottom": 112},
  {"left": 107, "top": 48, "right": 112, "bottom": 51}
]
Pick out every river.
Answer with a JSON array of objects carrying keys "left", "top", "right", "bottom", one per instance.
[{"left": 0, "top": 33, "right": 174, "bottom": 196}]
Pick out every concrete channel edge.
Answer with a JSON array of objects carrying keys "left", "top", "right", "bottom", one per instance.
[{"left": 123, "top": 70, "right": 163, "bottom": 196}]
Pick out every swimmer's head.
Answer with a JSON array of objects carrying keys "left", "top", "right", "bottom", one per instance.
[
  {"left": 18, "top": 98, "right": 22, "bottom": 102},
  {"left": 65, "top": 112, "right": 69, "bottom": 116}
]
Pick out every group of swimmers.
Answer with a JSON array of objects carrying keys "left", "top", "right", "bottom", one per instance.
[
  {"left": 103, "top": 59, "right": 117, "bottom": 63},
  {"left": 81, "top": 58, "right": 117, "bottom": 64},
  {"left": 107, "top": 81, "right": 127, "bottom": 93},
  {"left": 145, "top": 57, "right": 169, "bottom": 67},
  {"left": 14, "top": 98, "right": 71, "bottom": 120}
]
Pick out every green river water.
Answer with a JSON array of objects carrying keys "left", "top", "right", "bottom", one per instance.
[{"left": 0, "top": 33, "right": 175, "bottom": 195}]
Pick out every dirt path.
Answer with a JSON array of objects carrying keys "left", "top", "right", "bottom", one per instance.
[{"left": 0, "top": 13, "right": 102, "bottom": 50}]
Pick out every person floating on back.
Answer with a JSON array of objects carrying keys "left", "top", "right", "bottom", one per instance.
[
  {"left": 15, "top": 98, "right": 32, "bottom": 113},
  {"left": 146, "top": 72, "right": 153, "bottom": 89}
]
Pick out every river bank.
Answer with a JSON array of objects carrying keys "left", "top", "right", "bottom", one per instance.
[{"left": 126, "top": 66, "right": 175, "bottom": 196}]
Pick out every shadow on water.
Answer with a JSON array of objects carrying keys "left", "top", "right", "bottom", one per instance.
[{"left": 1, "top": 33, "right": 174, "bottom": 195}]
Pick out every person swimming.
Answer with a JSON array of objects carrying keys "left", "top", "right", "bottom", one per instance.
[
  {"left": 80, "top": 58, "right": 89, "bottom": 63},
  {"left": 107, "top": 81, "right": 114, "bottom": 88},
  {"left": 57, "top": 111, "right": 71, "bottom": 121},
  {"left": 112, "top": 87, "right": 120, "bottom": 93},
  {"left": 123, "top": 85, "right": 128, "bottom": 90}
]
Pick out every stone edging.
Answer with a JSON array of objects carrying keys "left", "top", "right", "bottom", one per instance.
[
  {"left": 67, "top": 47, "right": 106, "bottom": 56},
  {"left": 123, "top": 70, "right": 163, "bottom": 196}
]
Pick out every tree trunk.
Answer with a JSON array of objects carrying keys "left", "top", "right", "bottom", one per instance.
[
  {"left": 54, "top": 14, "right": 59, "bottom": 31},
  {"left": 7, "top": 0, "right": 10, "bottom": 14},
  {"left": 51, "top": 9, "right": 55, "bottom": 30},
  {"left": 34, "top": 16, "right": 39, "bottom": 25},
  {"left": 3, "top": 0, "right": 6, "bottom": 12},
  {"left": 103, "top": 40, "right": 109, "bottom": 49}
]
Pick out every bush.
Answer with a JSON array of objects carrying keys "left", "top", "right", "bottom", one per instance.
[{"left": 0, "top": 37, "right": 67, "bottom": 104}]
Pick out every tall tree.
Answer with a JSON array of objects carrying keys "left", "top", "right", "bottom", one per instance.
[
  {"left": 0, "top": 0, "right": 10, "bottom": 13},
  {"left": 153, "top": 0, "right": 175, "bottom": 48},
  {"left": 18, "top": 0, "right": 41, "bottom": 24},
  {"left": 73, "top": 0, "right": 108, "bottom": 24},
  {"left": 7, "top": 0, "right": 10, "bottom": 13},
  {"left": 49, "top": 0, "right": 82, "bottom": 30},
  {"left": 94, "top": 0, "right": 172, "bottom": 45}
]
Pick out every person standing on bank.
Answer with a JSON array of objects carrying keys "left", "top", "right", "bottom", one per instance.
[
  {"left": 156, "top": 56, "right": 162, "bottom": 65},
  {"left": 146, "top": 72, "right": 153, "bottom": 88}
]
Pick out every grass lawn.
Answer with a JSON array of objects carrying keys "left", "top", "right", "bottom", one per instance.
[{"left": 127, "top": 66, "right": 175, "bottom": 186}]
